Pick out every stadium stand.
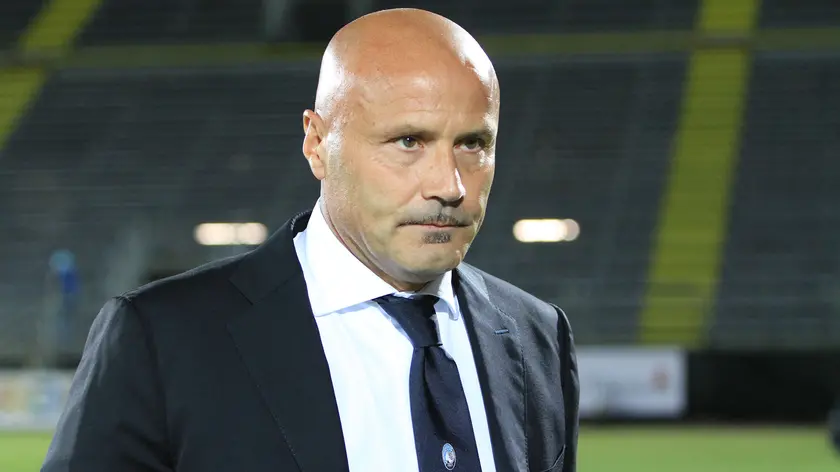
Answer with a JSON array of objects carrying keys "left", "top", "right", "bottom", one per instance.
[
  {"left": 372, "top": 0, "right": 698, "bottom": 34},
  {"left": 760, "top": 0, "right": 840, "bottom": 27},
  {"left": 79, "top": 0, "right": 265, "bottom": 45},
  {"left": 0, "top": 65, "right": 316, "bottom": 359},
  {"left": 0, "top": 0, "right": 47, "bottom": 48},
  {"left": 712, "top": 55, "right": 840, "bottom": 350},
  {"left": 66, "top": 0, "right": 702, "bottom": 46}
]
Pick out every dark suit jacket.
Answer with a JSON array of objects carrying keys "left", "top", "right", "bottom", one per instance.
[{"left": 42, "top": 211, "right": 579, "bottom": 472}]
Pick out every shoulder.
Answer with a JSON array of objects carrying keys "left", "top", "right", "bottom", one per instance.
[
  {"left": 460, "top": 263, "right": 572, "bottom": 336},
  {"left": 117, "top": 252, "right": 251, "bottom": 323},
  {"left": 83, "top": 252, "right": 263, "bottom": 363}
]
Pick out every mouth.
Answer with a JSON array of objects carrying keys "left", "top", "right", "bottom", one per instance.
[
  {"left": 417, "top": 225, "right": 459, "bottom": 230},
  {"left": 404, "top": 223, "right": 469, "bottom": 229}
]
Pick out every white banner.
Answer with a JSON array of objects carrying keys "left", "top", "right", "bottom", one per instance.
[
  {"left": 577, "top": 346, "right": 687, "bottom": 419},
  {"left": 0, "top": 370, "right": 74, "bottom": 431}
]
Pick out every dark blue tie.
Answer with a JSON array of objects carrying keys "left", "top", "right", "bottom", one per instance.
[{"left": 375, "top": 294, "right": 482, "bottom": 471}]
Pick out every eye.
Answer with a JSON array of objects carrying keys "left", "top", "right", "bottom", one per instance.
[
  {"left": 396, "top": 136, "right": 420, "bottom": 150},
  {"left": 460, "top": 137, "right": 486, "bottom": 152}
]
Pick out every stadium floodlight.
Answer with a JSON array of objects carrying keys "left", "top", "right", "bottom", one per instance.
[
  {"left": 194, "top": 222, "right": 268, "bottom": 246},
  {"left": 512, "top": 218, "right": 580, "bottom": 243}
]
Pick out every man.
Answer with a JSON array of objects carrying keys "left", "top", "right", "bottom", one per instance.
[{"left": 42, "top": 8, "right": 578, "bottom": 472}]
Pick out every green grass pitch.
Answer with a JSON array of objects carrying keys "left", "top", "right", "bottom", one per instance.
[{"left": 1, "top": 426, "right": 837, "bottom": 471}]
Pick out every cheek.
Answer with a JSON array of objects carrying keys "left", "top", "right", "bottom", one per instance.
[
  {"left": 359, "top": 158, "right": 417, "bottom": 210},
  {"left": 339, "top": 164, "right": 406, "bottom": 243},
  {"left": 465, "top": 165, "right": 495, "bottom": 204}
]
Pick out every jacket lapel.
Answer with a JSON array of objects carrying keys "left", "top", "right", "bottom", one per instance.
[
  {"left": 226, "top": 212, "right": 349, "bottom": 472},
  {"left": 455, "top": 265, "right": 527, "bottom": 472}
]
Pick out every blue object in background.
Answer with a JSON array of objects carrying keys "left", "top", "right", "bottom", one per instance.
[
  {"left": 48, "top": 249, "right": 79, "bottom": 351},
  {"left": 49, "top": 249, "right": 79, "bottom": 299}
]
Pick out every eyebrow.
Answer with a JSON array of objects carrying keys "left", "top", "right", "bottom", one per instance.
[{"left": 384, "top": 124, "right": 496, "bottom": 144}]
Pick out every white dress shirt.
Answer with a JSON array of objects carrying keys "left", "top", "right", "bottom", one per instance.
[{"left": 292, "top": 200, "right": 497, "bottom": 472}]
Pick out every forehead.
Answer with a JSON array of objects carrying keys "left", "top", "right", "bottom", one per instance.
[{"left": 352, "top": 68, "right": 499, "bottom": 132}]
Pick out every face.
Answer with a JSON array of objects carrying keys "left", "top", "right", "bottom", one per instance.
[{"left": 303, "top": 65, "right": 498, "bottom": 289}]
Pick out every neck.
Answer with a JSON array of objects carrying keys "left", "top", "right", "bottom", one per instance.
[{"left": 387, "top": 278, "right": 427, "bottom": 293}]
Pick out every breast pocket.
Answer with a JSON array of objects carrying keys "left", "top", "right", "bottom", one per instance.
[{"left": 539, "top": 445, "right": 565, "bottom": 472}]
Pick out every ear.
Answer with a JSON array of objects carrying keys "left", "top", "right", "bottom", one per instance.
[{"left": 302, "top": 109, "right": 327, "bottom": 181}]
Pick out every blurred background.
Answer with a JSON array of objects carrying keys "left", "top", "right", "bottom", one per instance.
[{"left": 1, "top": 0, "right": 839, "bottom": 470}]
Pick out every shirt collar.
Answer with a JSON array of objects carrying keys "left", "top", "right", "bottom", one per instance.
[{"left": 295, "top": 200, "right": 458, "bottom": 319}]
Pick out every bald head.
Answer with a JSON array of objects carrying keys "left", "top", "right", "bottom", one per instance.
[{"left": 314, "top": 8, "right": 499, "bottom": 124}]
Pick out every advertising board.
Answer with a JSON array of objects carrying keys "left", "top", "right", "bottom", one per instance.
[
  {"left": 577, "top": 346, "right": 687, "bottom": 419},
  {"left": 0, "top": 370, "right": 73, "bottom": 431}
]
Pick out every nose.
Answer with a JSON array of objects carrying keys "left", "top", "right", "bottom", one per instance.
[{"left": 420, "top": 145, "right": 466, "bottom": 205}]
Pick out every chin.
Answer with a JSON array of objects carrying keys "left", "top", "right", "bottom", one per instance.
[
  {"left": 392, "top": 231, "right": 471, "bottom": 273},
  {"left": 407, "top": 246, "right": 465, "bottom": 274}
]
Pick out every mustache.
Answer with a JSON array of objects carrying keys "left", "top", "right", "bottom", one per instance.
[{"left": 400, "top": 213, "right": 472, "bottom": 227}]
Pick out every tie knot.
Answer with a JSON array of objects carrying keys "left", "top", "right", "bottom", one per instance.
[{"left": 375, "top": 295, "right": 440, "bottom": 348}]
